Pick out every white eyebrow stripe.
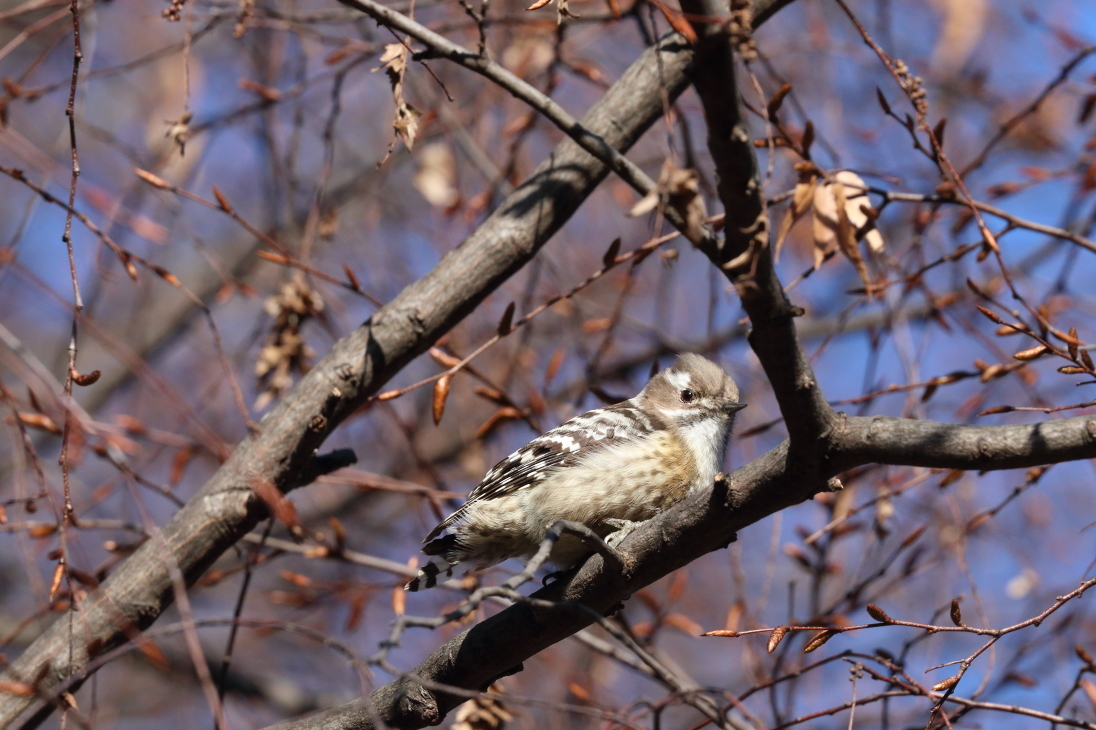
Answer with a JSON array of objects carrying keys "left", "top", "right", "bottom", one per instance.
[{"left": 666, "top": 370, "right": 692, "bottom": 391}]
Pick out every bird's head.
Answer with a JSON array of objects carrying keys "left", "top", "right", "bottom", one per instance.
[{"left": 637, "top": 353, "right": 745, "bottom": 427}]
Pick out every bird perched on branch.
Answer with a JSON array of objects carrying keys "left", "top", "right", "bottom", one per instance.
[{"left": 405, "top": 353, "right": 745, "bottom": 591}]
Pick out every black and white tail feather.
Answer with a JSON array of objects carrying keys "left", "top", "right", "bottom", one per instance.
[{"left": 406, "top": 534, "right": 477, "bottom": 591}]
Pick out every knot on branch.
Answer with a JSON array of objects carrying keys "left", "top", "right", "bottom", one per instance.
[
  {"left": 396, "top": 681, "right": 440, "bottom": 726},
  {"left": 298, "top": 448, "right": 358, "bottom": 486}
]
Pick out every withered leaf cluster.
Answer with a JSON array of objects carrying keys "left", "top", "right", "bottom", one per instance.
[{"left": 254, "top": 275, "right": 324, "bottom": 410}]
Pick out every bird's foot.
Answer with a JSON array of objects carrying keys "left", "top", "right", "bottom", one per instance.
[
  {"left": 604, "top": 518, "right": 647, "bottom": 548},
  {"left": 546, "top": 520, "right": 626, "bottom": 574}
]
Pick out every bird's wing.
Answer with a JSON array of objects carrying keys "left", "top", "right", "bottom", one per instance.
[{"left": 422, "top": 400, "right": 659, "bottom": 542}]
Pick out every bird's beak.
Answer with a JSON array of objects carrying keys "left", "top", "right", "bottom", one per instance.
[{"left": 725, "top": 401, "right": 747, "bottom": 413}]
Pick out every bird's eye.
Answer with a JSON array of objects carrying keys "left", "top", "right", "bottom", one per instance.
[{"left": 680, "top": 388, "right": 695, "bottom": 403}]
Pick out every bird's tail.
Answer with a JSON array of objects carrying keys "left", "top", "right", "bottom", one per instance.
[
  {"left": 404, "top": 556, "right": 476, "bottom": 591},
  {"left": 405, "top": 534, "right": 474, "bottom": 591}
]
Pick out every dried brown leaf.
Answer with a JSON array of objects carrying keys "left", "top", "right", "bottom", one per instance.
[
  {"left": 1081, "top": 679, "right": 1096, "bottom": 712},
  {"left": 876, "top": 87, "right": 892, "bottom": 116},
  {"left": 343, "top": 264, "right": 362, "bottom": 292},
  {"left": 70, "top": 369, "right": 100, "bottom": 386},
  {"left": 774, "top": 173, "right": 816, "bottom": 261},
  {"left": 767, "top": 83, "right": 792, "bottom": 120},
  {"left": 476, "top": 407, "right": 524, "bottom": 440},
  {"left": 48, "top": 562, "right": 64, "bottom": 602},
  {"left": 253, "top": 479, "right": 298, "bottom": 529},
  {"left": 977, "top": 304, "right": 1003, "bottom": 322},
  {"left": 767, "top": 626, "right": 789, "bottom": 653},
  {"left": 978, "top": 405, "right": 1015, "bottom": 416},
  {"left": 938, "top": 469, "right": 964, "bottom": 488},
  {"left": 811, "top": 171, "right": 882, "bottom": 278},
  {"left": 428, "top": 347, "right": 462, "bottom": 370},
  {"left": 932, "top": 117, "right": 947, "bottom": 149},
  {"left": 803, "top": 629, "right": 837, "bottom": 653},
  {"left": 866, "top": 604, "right": 891, "bottom": 623},
  {"left": 134, "top": 167, "right": 170, "bottom": 189},
  {"left": 280, "top": 570, "right": 312, "bottom": 587},
  {"left": 28, "top": 524, "right": 57, "bottom": 538},
  {"left": 783, "top": 543, "right": 812, "bottom": 570},
  {"left": 801, "top": 120, "right": 815, "bottom": 157},
  {"left": 663, "top": 612, "right": 703, "bottom": 636},
  {"left": 413, "top": 143, "right": 459, "bottom": 207},
  {"left": 931, "top": 0, "right": 987, "bottom": 73},
  {"left": 602, "top": 237, "right": 621, "bottom": 268},
  {"left": 544, "top": 348, "right": 566, "bottom": 386},
  {"left": 1013, "top": 345, "right": 1048, "bottom": 361},
  {"left": 497, "top": 302, "right": 516, "bottom": 336},
  {"left": 650, "top": 0, "right": 696, "bottom": 43},
  {"left": 16, "top": 413, "right": 60, "bottom": 434},
  {"left": 392, "top": 583, "right": 406, "bottom": 616},
  {"left": 212, "top": 186, "right": 233, "bottom": 213},
  {"left": 238, "top": 78, "right": 281, "bottom": 101},
  {"left": 1067, "top": 328, "right": 1080, "bottom": 360},
  {"left": 346, "top": 592, "right": 366, "bottom": 632},
  {"left": 932, "top": 675, "right": 960, "bottom": 693},
  {"left": 392, "top": 101, "right": 422, "bottom": 150},
  {"left": 328, "top": 517, "right": 346, "bottom": 553},
  {"left": 121, "top": 253, "right": 138, "bottom": 280},
  {"left": 0, "top": 679, "right": 34, "bottom": 696},
  {"left": 432, "top": 374, "right": 452, "bottom": 425},
  {"left": 628, "top": 191, "right": 659, "bottom": 217},
  {"left": 473, "top": 386, "right": 507, "bottom": 405},
  {"left": 950, "top": 598, "right": 963, "bottom": 626},
  {"left": 151, "top": 264, "right": 181, "bottom": 287}
]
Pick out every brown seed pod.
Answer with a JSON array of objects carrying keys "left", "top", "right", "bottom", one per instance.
[
  {"left": 767, "top": 626, "right": 789, "bottom": 653},
  {"left": 866, "top": 604, "right": 891, "bottom": 623}
]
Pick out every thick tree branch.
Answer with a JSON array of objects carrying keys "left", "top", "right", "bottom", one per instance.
[
  {"left": 0, "top": 34, "right": 696, "bottom": 728},
  {"left": 264, "top": 415, "right": 1096, "bottom": 730},
  {"left": 836, "top": 415, "right": 1096, "bottom": 472}
]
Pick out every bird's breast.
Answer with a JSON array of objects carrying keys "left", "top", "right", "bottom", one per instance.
[{"left": 526, "top": 431, "right": 702, "bottom": 526}]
